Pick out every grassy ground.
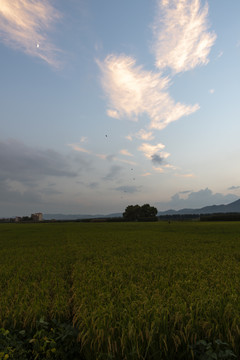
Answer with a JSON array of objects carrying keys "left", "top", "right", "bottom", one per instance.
[{"left": 0, "top": 221, "right": 240, "bottom": 359}]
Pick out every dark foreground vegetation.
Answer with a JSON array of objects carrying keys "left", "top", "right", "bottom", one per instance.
[
  {"left": 0, "top": 221, "right": 240, "bottom": 359},
  {"left": 0, "top": 321, "right": 237, "bottom": 359}
]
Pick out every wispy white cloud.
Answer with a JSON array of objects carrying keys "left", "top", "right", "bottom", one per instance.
[
  {"left": 119, "top": 149, "right": 134, "bottom": 157},
  {"left": 0, "top": 0, "right": 62, "bottom": 68},
  {"left": 97, "top": 54, "right": 199, "bottom": 130},
  {"left": 152, "top": 0, "right": 216, "bottom": 73},
  {"left": 209, "top": 88, "right": 215, "bottom": 94}
]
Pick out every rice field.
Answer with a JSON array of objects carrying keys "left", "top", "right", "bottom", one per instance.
[{"left": 0, "top": 221, "right": 240, "bottom": 359}]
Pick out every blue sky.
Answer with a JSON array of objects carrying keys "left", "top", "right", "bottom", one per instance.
[{"left": 1, "top": 0, "right": 240, "bottom": 217}]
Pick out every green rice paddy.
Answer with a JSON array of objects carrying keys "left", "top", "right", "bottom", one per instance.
[{"left": 0, "top": 221, "right": 240, "bottom": 359}]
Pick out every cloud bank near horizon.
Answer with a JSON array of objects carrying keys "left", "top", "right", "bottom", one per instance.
[
  {"left": 0, "top": 0, "right": 62, "bottom": 68},
  {"left": 156, "top": 188, "right": 239, "bottom": 211}
]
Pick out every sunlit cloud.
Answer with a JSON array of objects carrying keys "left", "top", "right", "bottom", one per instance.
[
  {"left": 174, "top": 173, "right": 195, "bottom": 178},
  {"left": 136, "top": 129, "right": 155, "bottom": 141},
  {"left": 138, "top": 142, "right": 169, "bottom": 159},
  {"left": 164, "top": 164, "right": 177, "bottom": 170},
  {"left": 153, "top": 167, "right": 164, "bottom": 173},
  {"left": 119, "top": 149, "right": 134, "bottom": 157},
  {"left": 97, "top": 54, "right": 199, "bottom": 130},
  {"left": 126, "top": 129, "right": 155, "bottom": 141},
  {"left": 107, "top": 109, "right": 120, "bottom": 119},
  {"left": 152, "top": 0, "right": 216, "bottom": 73},
  {"left": 141, "top": 172, "right": 152, "bottom": 177},
  {"left": 68, "top": 144, "right": 91, "bottom": 154},
  {"left": 153, "top": 162, "right": 177, "bottom": 173},
  {"left": 125, "top": 135, "right": 133, "bottom": 141},
  {"left": 0, "top": 0, "right": 62, "bottom": 68}
]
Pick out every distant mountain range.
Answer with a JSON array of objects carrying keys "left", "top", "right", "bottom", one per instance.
[
  {"left": 43, "top": 199, "right": 240, "bottom": 220},
  {"left": 157, "top": 198, "right": 240, "bottom": 216},
  {"left": 43, "top": 213, "right": 122, "bottom": 220}
]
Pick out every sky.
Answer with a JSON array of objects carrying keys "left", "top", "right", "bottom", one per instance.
[{"left": 1, "top": 0, "right": 240, "bottom": 217}]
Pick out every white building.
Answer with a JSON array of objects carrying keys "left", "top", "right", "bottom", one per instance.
[{"left": 31, "top": 213, "right": 43, "bottom": 221}]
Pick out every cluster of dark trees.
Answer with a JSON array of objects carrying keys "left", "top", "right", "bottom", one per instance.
[{"left": 123, "top": 204, "right": 158, "bottom": 221}]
